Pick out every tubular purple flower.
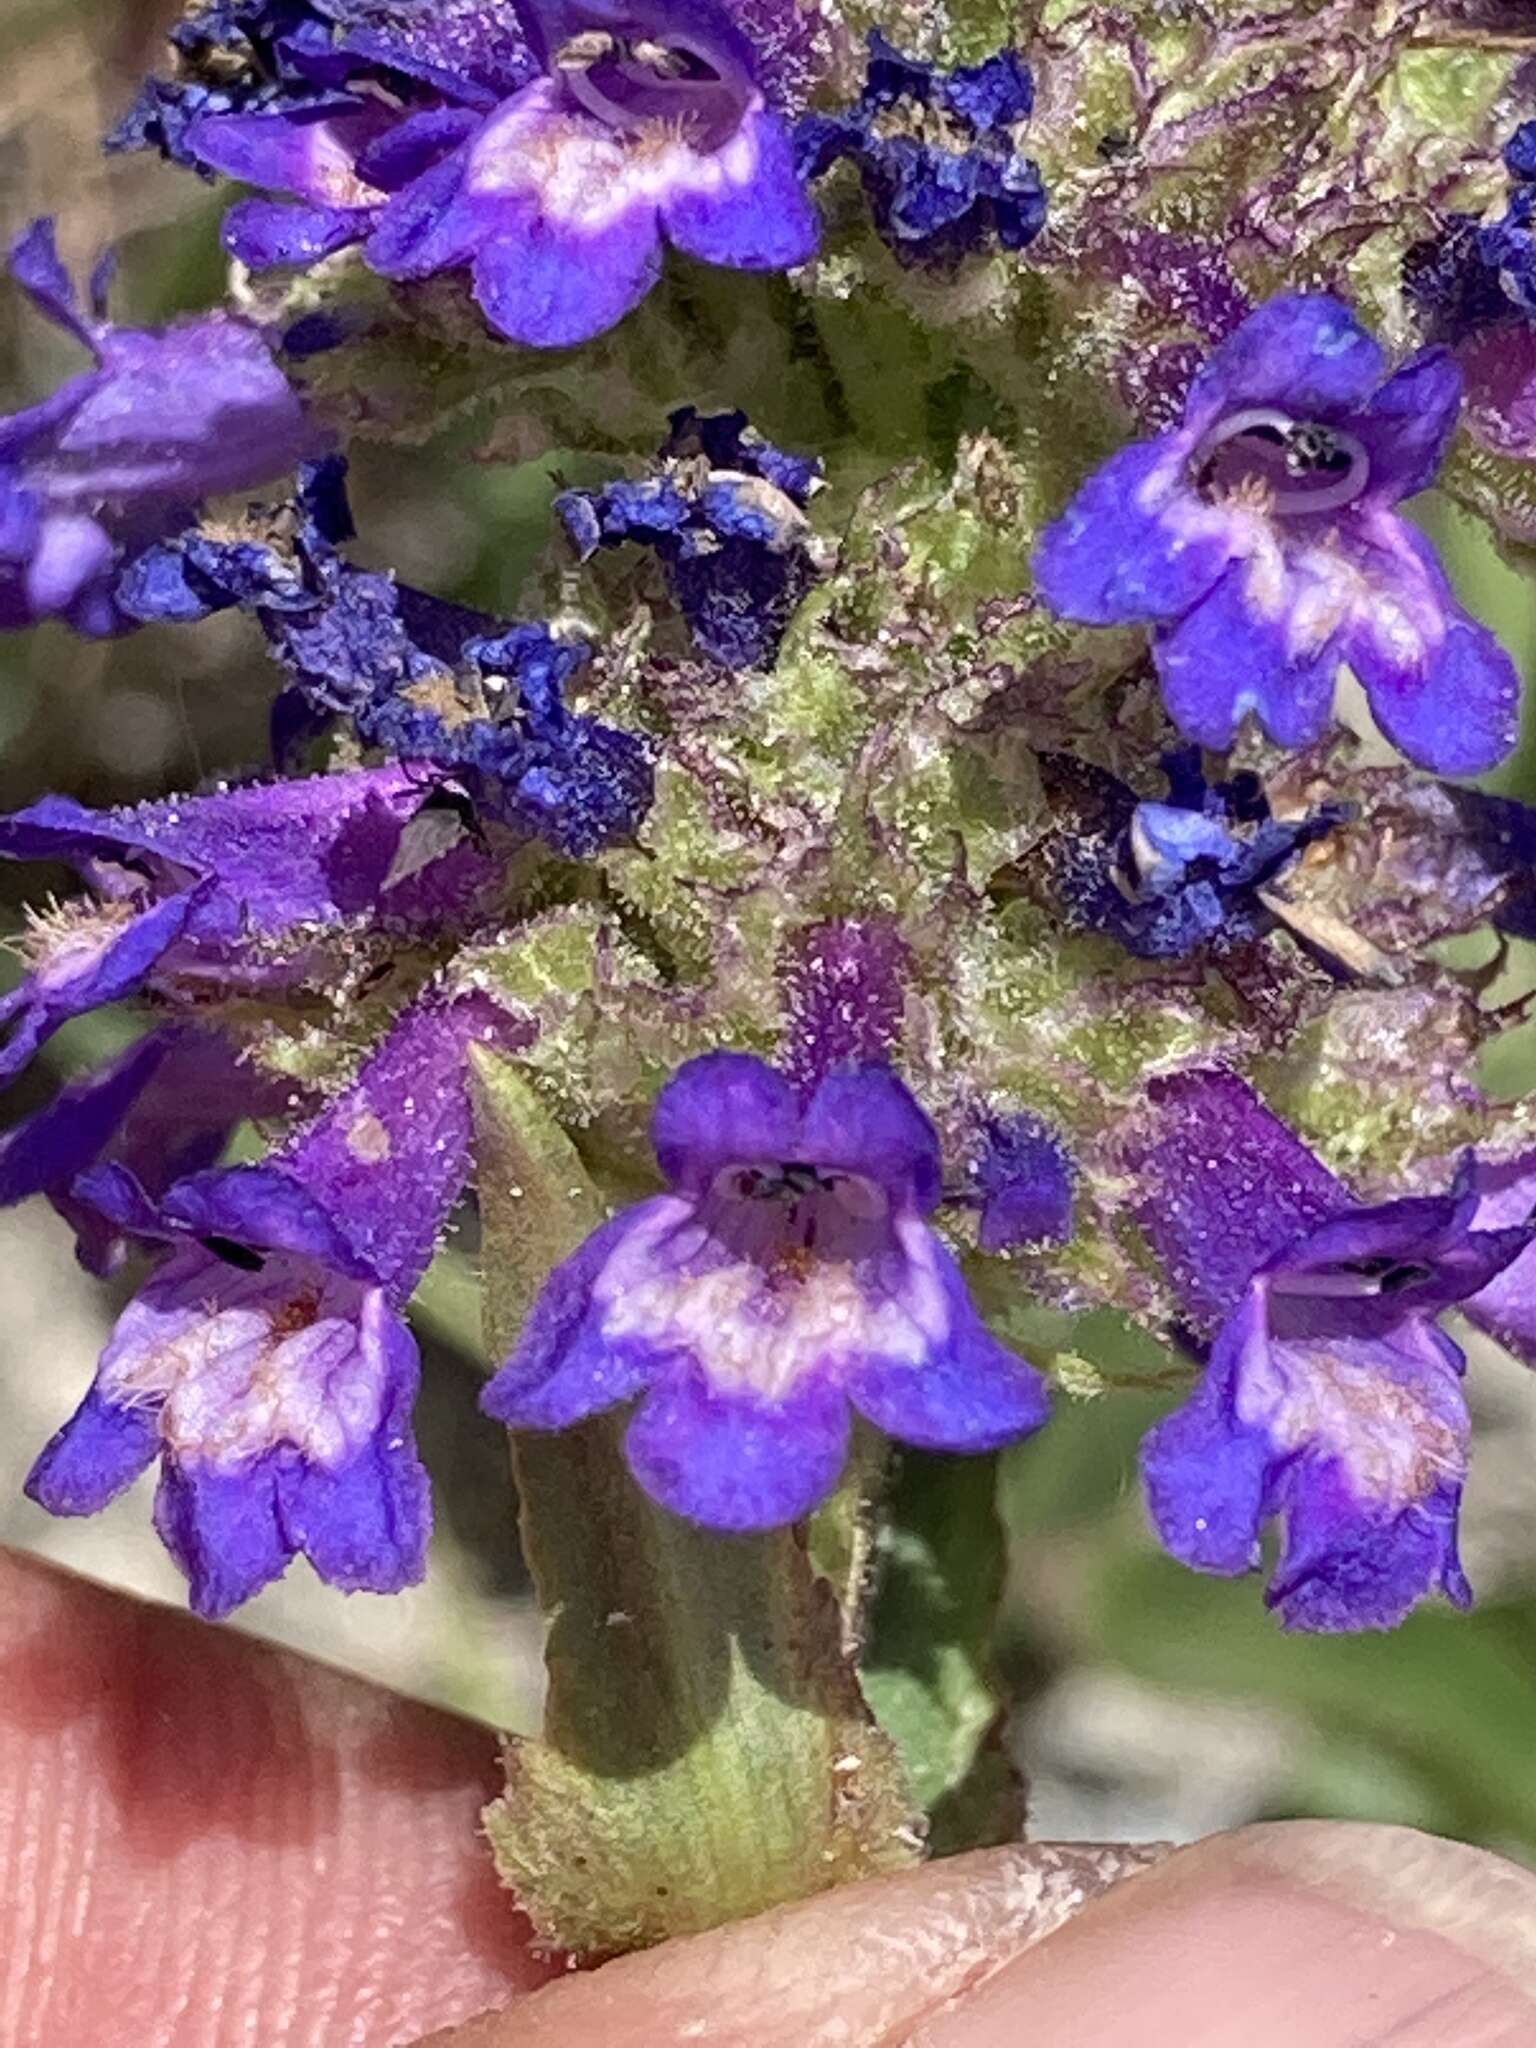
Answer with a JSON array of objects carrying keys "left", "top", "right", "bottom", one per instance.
[
  {"left": 0, "top": 219, "right": 317, "bottom": 635},
  {"left": 0, "top": 763, "right": 502, "bottom": 1084},
  {"left": 1131, "top": 1069, "right": 1534, "bottom": 1630},
  {"left": 1033, "top": 294, "right": 1522, "bottom": 777},
  {"left": 482, "top": 1051, "right": 1049, "bottom": 1530},
  {"left": 25, "top": 989, "right": 520, "bottom": 1618},
  {"left": 0, "top": 1025, "right": 298, "bottom": 1275},
  {"left": 188, "top": 0, "right": 821, "bottom": 347}
]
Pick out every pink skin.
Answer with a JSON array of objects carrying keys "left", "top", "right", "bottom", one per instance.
[{"left": 4, "top": 1546, "right": 1536, "bottom": 2046}]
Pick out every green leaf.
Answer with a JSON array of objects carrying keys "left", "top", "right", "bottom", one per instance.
[
  {"left": 862, "top": 1450, "right": 1024, "bottom": 1855},
  {"left": 472, "top": 1047, "right": 922, "bottom": 1956}
]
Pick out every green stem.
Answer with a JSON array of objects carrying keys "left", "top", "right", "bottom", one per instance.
[{"left": 472, "top": 1049, "right": 921, "bottom": 1956}]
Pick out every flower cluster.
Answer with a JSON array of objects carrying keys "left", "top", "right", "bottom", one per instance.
[
  {"left": 124, "top": 0, "right": 820, "bottom": 346},
  {"left": 2, "top": 0, "right": 1534, "bottom": 1667}
]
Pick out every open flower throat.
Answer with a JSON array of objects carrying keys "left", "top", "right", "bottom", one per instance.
[
  {"left": 555, "top": 22, "right": 751, "bottom": 148},
  {"left": 1193, "top": 406, "right": 1371, "bottom": 517}
]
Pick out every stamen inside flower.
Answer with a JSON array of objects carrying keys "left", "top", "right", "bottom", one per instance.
[
  {"left": 554, "top": 19, "right": 751, "bottom": 150},
  {"left": 1270, "top": 1255, "right": 1437, "bottom": 1300},
  {"left": 1193, "top": 406, "right": 1370, "bottom": 517},
  {"left": 711, "top": 1159, "right": 890, "bottom": 1260}
]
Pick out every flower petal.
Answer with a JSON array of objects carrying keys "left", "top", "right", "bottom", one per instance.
[
  {"left": 799, "top": 1064, "right": 943, "bottom": 1210},
  {"left": 471, "top": 201, "right": 664, "bottom": 348},
  {"left": 660, "top": 105, "right": 820, "bottom": 269},
  {"left": 845, "top": 1239, "right": 1049, "bottom": 1448},
  {"left": 1154, "top": 559, "right": 1343, "bottom": 753},
  {"left": 1181, "top": 293, "right": 1387, "bottom": 434},
  {"left": 1349, "top": 347, "right": 1463, "bottom": 506},
  {"left": 153, "top": 1455, "right": 296, "bottom": 1619},
  {"left": 1033, "top": 438, "right": 1235, "bottom": 626},
  {"left": 625, "top": 1359, "right": 850, "bottom": 1529},
  {"left": 482, "top": 1209, "right": 660, "bottom": 1426},
  {"left": 652, "top": 1052, "right": 798, "bottom": 1194},
  {"left": 280, "top": 1302, "right": 430, "bottom": 1593},
  {"left": 223, "top": 199, "right": 369, "bottom": 270},
  {"left": 25, "top": 1385, "right": 160, "bottom": 1515},
  {"left": 1344, "top": 526, "right": 1520, "bottom": 777}
]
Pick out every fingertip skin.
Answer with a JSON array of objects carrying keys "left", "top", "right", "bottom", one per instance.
[{"left": 0, "top": 1548, "right": 553, "bottom": 2047}]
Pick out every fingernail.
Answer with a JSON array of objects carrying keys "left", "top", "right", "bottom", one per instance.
[{"left": 908, "top": 1821, "right": 1536, "bottom": 2048}]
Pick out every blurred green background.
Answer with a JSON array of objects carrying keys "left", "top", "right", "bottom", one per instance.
[{"left": 4, "top": 0, "right": 1536, "bottom": 1867}]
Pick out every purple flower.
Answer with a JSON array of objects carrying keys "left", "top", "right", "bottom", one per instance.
[
  {"left": 0, "top": 762, "right": 500, "bottom": 1085},
  {"left": 0, "top": 1025, "right": 297, "bottom": 1276},
  {"left": 26, "top": 989, "right": 515, "bottom": 1617},
  {"left": 557, "top": 406, "right": 823, "bottom": 669},
  {"left": 0, "top": 219, "right": 316, "bottom": 636},
  {"left": 483, "top": 1051, "right": 1049, "bottom": 1528},
  {"left": 1132, "top": 1069, "right": 1533, "bottom": 1630},
  {"left": 185, "top": 0, "right": 820, "bottom": 347},
  {"left": 1029, "top": 747, "right": 1346, "bottom": 961},
  {"left": 795, "top": 34, "right": 1044, "bottom": 266},
  {"left": 1033, "top": 294, "right": 1522, "bottom": 777},
  {"left": 121, "top": 459, "right": 654, "bottom": 855}
]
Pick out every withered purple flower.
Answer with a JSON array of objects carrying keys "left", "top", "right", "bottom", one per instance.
[
  {"left": 795, "top": 34, "right": 1044, "bottom": 265},
  {"left": 1028, "top": 748, "right": 1346, "bottom": 961},
  {"left": 556, "top": 406, "right": 823, "bottom": 669},
  {"left": 26, "top": 989, "right": 515, "bottom": 1618},
  {"left": 183, "top": 0, "right": 820, "bottom": 346},
  {"left": 1034, "top": 294, "right": 1521, "bottom": 777},
  {"left": 1133, "top": 1069, "right": 1533, "bottom": 1631},
  {"left": 0, "top": 219, "right": 316, "bottom": 635},
  {"left": 483, "top": 1051, "right": 1050, "bottom": 1528}
]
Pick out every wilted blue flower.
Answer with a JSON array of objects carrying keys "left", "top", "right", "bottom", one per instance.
[
  {"left": 0, "top": 219, "right": 315, "bottom": 635},
  {"left": 0, "top": 763, "right": 502, "bottom": 1085},
  {"left": 176, "top": 0, "right": 819, "bottom": 346},
  {"left": 557, "top": 406, "right": 822, "bottom": 669},
  {"left": 483, "top": 1051, "right": 1050, "bottom": 1528},
  {"left": 26, "top": 989, "right": 515, "bottom": 1617},
  {"left": 1030, "top": 748, "right": 1347, "bottom": 960},
  {"left": 1034, "top": 294, "right": 1521, "bottom": 777},
  {"left": 1132, "top": 1069, "right": 1533, "bottom": 1631},
  {"left": 795, "top": 34, "right": 1044, "bottom": 264},
  {"left": 122, "top": 460, "right": 654, "bottom": 855}
]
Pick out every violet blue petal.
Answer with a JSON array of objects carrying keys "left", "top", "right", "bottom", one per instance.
[
  {"left": 356, "top": 106, "right": 484, "bottom": 190},
  {"left": 0, "top": 1030, "right": 169, "bottom": 1212},
  {"left": 1032, "top": 437, "right": 1235, "bottom": 626},
  {"left": 278, "top": 1301, "right": 429, "bottom": 1592},
  {"left": 184, "top": 104, "right": 394, "bottom": 205},
  {"left": 1265, "top": 1454, "right": 1471, "bottom": 1631},
  {"left": 652, "top": 1051, "right": 798, "bottom": 1194},
  {"left": 482, "top": 1209, "right": 662, "bottom": 1426},
  {"left": 626, "top": 1358, "right": 851, "bottom": 1529},
  {"left": 24, "top": 1385, "right": 160, "bottom": 1515},
  {"left": 1349, "top": 347, "right": 1463, "bottom": 506},
  {"left": 845, "top": 1237, "right": 1050, "bottom": 1448},
  {"left": 974, "top": 1112, "right": 1074, "bottom": 1253},
  {"left": 223, "top": 198, "right": 370, "bottom": 268},
  {"left": 153, "top": 1455, "right": 296, "bottom": 1619},
  {"left": 1464, "top": 1151, "right": 1536, "bottom": 1368},
  {"left": 798, "top": 1064, "right": 943, "bottom": 1211},
  {"left": 1130, "top": 1068, "right": 1348, "bottom": 1333},
  {"left": 1181, "top": 293, "right": 1387, "bottom": 436},
  {"left": 1141, "top": 1295, "right": 1269, "bottom": 1575},
  {"left": 472, "top": 201, "right": 664, "bottom": 348},
  {"left": 9, "top": 218, "right": 95, "bottom": 350},
  {"left": 1154, "top": 561, "right": 1343, "bottom": 753},
  {"left": 159, "top": 1162, "right": 364, "bottom": 1271},
  {"left": 0, "top": 889, "right": 201, "bottom": 1087},
  {"left": 659, "top": 105, "right": 819, "bottom": 269},
  {"left": 1343, "top": 525, "right": 1520, "bottom": 778},
  {"left": 362, "top": 150, "right": 489, "bottom": 277},
  {"left": 24, "top": 514, "right": 115, "bottom": 615}
]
